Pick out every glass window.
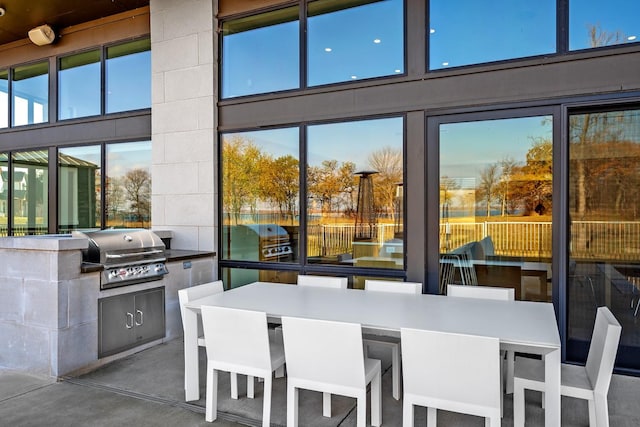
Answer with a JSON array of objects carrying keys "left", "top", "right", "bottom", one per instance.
[
  {"left": 11, "top": 150, "right": 48, "bottom": 235},
  {"left": 570, "top": 0, "right": 639, "bottom": 50},
  {"left": 59, "top": 50, "right": 101, "bottom": 120},
  {"left": 221, "top": 128, "right": 300, "bottom": 264},
  {"left": 12, "top": 62, "right": 48, "bottom": 126},
  {"left": 105, "top": 141, "right": 151, "bottom": 228},
  {"left": 221, "top": 6, "right": 300, "bottom": 98},
  {"left": 0, "top": 152, "right": 7, "bottom": 236},
  {"left": 568, "top": 107, "right": 640, "bottom": 372},
  {"left": 429, "top": 0, "right": 555, "bottom": 70},
  {"left": 221, "top": 267, "right": 298, "bottom": 289},
  {"left": 106, "top": 39, "right": 151, "bottom": 113},
  {"left": 0, "top": 69, "right": 8, "bottom": 128},
  {"left": 439, "top": 116, "right": 553, "bottom": 301},
  {"left": 307, "top": 0, "right": 404, "bottom": 86},
  {"left": 307, "top": 117, "right": 404, "bottom": 275},
  {"left": 58, "top": 146, "right": 101, "bottom": 232}
]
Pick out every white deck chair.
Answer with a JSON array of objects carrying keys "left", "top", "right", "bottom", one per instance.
[
  {"left": 178, "top": 281, "right": 235, "bottom": 394},
  {"left": 201, "top": 306, "right": 285, "bottom": 426},
  {"left": 281, "top": 316, "right": 382, "bottom": 427},
  {"left": 401, "top": 328, "right": 501, "bottom": 427},
  {"left": 513, "top": 306, "right": 622, "bottom": 427},
  {"left": 363, "top": 279, "right": 422, "bottom": 400},
  {"left": 447, "top": 283, "right": 515, "bottom": 415}
]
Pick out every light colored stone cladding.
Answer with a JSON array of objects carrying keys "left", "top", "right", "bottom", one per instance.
[
  {"left": 150, "top": 0, "right": 218, "bottom": 260},
  {"left": 0, "top": 235, "right": 215, "bottom": 378}
]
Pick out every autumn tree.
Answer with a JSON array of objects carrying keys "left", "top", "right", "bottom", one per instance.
[
  {"left": 497, "top": 157, "right": 519, "bottom": 216},
  {"left": 307, "top": 160, "right": 343, "bottom": 215},
  {"left": 510, "top": 138, "right": 553, "bottom": 216},
  {"left": 222, "top": 136, "right": 263, "bottom": 225},
  {"left": 260, "top": 154, "right": 299, "bottom": 224}
]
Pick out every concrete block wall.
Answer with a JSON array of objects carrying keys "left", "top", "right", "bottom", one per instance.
[
  {"left": 0, "top": 236, "right": 96, "bottom": 377},
  {"left": 150, "top": 0, "right": 218, "bottom": 258}
]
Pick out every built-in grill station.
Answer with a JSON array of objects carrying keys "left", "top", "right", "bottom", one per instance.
[{"left": 73, "top": 229, "right": 169, "bottom": 290}]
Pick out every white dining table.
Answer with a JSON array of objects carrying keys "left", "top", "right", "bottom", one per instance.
[{"left": 183, "top": 281, "right": 561, "bottom": 426}]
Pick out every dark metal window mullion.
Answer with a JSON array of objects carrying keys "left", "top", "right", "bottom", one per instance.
[
  {"left": 299, "top": 125, "right": 308, "bottom": 270},
  {"left": 7, "top": 151, "right": 13, "bottom": 235},
  {"left": 100, "top": 143, "right": 107, "bottom": 229},
  {"left": 557, "top": 0, "right": 569, "bottom": 54},
  {"left": 101, "top": 46, "right": 106, "bottom": 115},
  {"left": 299, "top": 1, "right": 307, "bottom": 90}
]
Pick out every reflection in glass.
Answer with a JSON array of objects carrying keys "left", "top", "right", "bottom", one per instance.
[
  {"left": 221, "top": 7, "right": 299, "bottom": 98},
  {"left": 0, "top": 70, "right": 8, "bottom": 128},
  {"left": 306, "top": 117, "right": 404, "bottom": 278},
  {"left": 429, "top": 0, "right": 555, "bottom": 69},
  {"left": 11, "top": 150, "right": 48, "bottom": 235},
  {"left": 58, "top": 146, "right": 101, "bottom": 232},
  {"left": 221, "top": 267, "right": 298, "bottom": 289},
  {"left": 12, "top": 62, "right": 49, "bottom": 126},
  {"left": 570, "top": 0, "right": 639, "bottom": 50},
  {"left": 59, "top": 50, "right": 101, "bottom": 120},
  {"left": 221, "top": 128, "right": 299, "bottom": 264},
  {"left": 307, "top": 0, "right": 404, "bottom": 86},
  {"left": 0, "top": 153, "right": 7, "bottom": 236},
  {"left": 568, "top": 108, "right": 640, "bottom": 371},
  {"left": 439, "top": 116, "right": 553, "bottom": 301},
  {"left": 106, "top": 141, "right": 151, "bottom": 228},
  {"left": 106, "top": 39, "right": 151, "bottom": 113}
]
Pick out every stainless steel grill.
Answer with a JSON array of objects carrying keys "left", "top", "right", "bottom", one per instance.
[{"left": 73, "top": 229, "right": 169, "bottom": 289}]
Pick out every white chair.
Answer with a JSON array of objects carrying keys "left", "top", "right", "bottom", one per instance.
[
  {"left": 401, "top": 328, "right": 502, "bottom": 427},
  {"left": 178, "top": 281, "right": 233, "bottom": 393},
  {"left": 513, "top": 306, "right": 622, "bottom": 427},
  {"left": 201, "top": 306, "right": 285, "bottom": 426},
  {"left": 297, "top": 274, "right": 348, "bottom": 288},
  {"left": 281, "top": 316, "right": 382, "bottom": 427},
  {"left": 447, "top": 283, "right": 515, "bottom": 415},
  {"left": 363, "top": 279, "right": 422, "bottom": 400}
]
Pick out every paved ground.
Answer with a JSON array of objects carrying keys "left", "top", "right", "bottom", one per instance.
[{"left": 2, "top": 337, "right": 640, "bottom": 426}]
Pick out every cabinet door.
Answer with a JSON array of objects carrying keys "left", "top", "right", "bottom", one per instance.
[
  {"left": 133, "top": 288, "right": 165, "bottom": 344},
  {"left": 99, "top": 294, "right": 136, "bottom": 357}
]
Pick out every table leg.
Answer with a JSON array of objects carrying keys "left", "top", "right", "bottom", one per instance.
[
  {"left": 544, "top": 348, "right": 561, "bottom": 426},
  {"left": 184, "top": 307, "right": 200, "bottom": 401}
]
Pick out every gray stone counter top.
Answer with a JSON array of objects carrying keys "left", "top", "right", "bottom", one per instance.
[
  {"left": 165, "top": 249, "right": 216, "bottom": 262},
  {"left": 0, "top": 235, "right": 87, "bottom": 251}
]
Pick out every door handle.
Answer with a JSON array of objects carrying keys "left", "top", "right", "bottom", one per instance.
[
  {"left": 135, "top": 309, "right": 144, "bottom": 326},
  {"left": 126, "top": 312, "right": 134, "bottom": 329}
]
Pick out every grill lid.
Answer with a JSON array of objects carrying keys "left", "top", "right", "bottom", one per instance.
[{"left": 72, "top": 229, "right": 166, "bottom": 266}]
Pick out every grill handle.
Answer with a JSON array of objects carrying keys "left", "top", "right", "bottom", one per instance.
[{"left": 105, "top": 249, "right": 164, "bottom": 259}]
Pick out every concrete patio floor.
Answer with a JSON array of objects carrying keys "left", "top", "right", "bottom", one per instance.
[{"left": 2, "top": 337, "right": 640, "bottom": 426}]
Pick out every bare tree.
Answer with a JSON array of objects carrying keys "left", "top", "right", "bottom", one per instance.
[
  {"left": 478, "top": 164, "right": 500, "bottom": 217},
  {"left": 123, "top": 168, "right": 151, "bottom": 227},
  {"left": 368, "top": 146, "right": 403, "bottom": 218}
]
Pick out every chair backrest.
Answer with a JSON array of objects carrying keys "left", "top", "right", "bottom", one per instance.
[
  {"left": 585, "top": 306, "right": 622, "bottom": 395},
  {"left": 447, "top": 284, "right": 514, "bottom": 301},
  {"left": 364, "top": 279, "right": 422, "bottom": 294},
  {"left": 439, "top": 255, "right": 457, "bottom": 294},
  {"left": 401, "top": 328, "right": 501, "bottom": 411},
  {"left": 281, "top": 316, "right": 365, "bottom": 389},
  {"left": 178, "top": 280, "right": 224, "bottom": 333},
  {"left": 297, "top": 275, "right": 347, "bottom": 288},
  {"left": 201, "top": 306, "right": 272, "bottom": 371}
]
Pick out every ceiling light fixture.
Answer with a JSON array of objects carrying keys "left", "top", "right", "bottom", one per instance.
[
  {"left": 28, "top": 24, "right": 55, "bottom": 46},
  {"left": 373, "top": 39, "right": 381, "bottom": 44},
  {"left": 0, "top": 7, "right": 6, "bottom": 17},
  {"left": 628, "top": 35, "right": 637, "bottom": 41},
  {"left": 324, "top": 47, "right": 332, "bottom": 52}
]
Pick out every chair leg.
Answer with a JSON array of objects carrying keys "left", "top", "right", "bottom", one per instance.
[
  {"left": 513, "top": 380, "right": 525, "bottom": 427},
  {"left": 230, "top": 372, "right": 238, "bottom": 399},
  {"left": 487, "top": 415, "right": 500, "bottom": 427},
  {"left": 247, "top": 375, "right": 255, "bottom": 399},
  {"left": 262, "top": 377, "right": 272, "bottom": 427},
  {"left": 427, "top": 407, "right": 437, "bottom": 426},
  {"left": 205, "top": 365, "right": 217, "bottom": 422},
  {"left": 392, "top": 345, "right": 401, "bottom": 400},
  {"left": 287, "top": 385, "right": 299, "bottom": 427},
  {"left": 402, "top": 401, "right": 414, "bottom": 427},
  {"left": 322, "top": 392, "right": 332, "bottom": 417},
  {"left": 356, "top": 394, "right": 367, "bottom": 427},
  {"left": 593, "top": 393, "right": 610, "bottom": 427},
  {"left": 371, "top": 369, "right": 382, "bottom": 427},
  {"left": 506, "top": 350, "right": 515, "bottom": 394}
]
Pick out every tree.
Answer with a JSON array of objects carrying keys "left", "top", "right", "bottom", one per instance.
[
  {"left": 497, "top": 157, "right": 519, "bottom": 216},
  {"left": 477, "top": 164, "right": 500, "bottom": 217},
  {"left": 509, "top": 138, "right": 553, "bottom": 216},
  {"left": 307, "top": 160, "right": 343, "bottom": 215},
  {"left": 222, "top": 136, "right": 262, "bottom": 225},
  {"left": 106, "top": 176, "right": 125, "bottom": 225},
  {"left": 368, "top": 146, "right": 403, "bottom": 219},
  {"left": 261, "top": 154, "right": 299, "bottom": 224},
  {"left": 123, "top": 168, "right": 151, "bottom": 226}
]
